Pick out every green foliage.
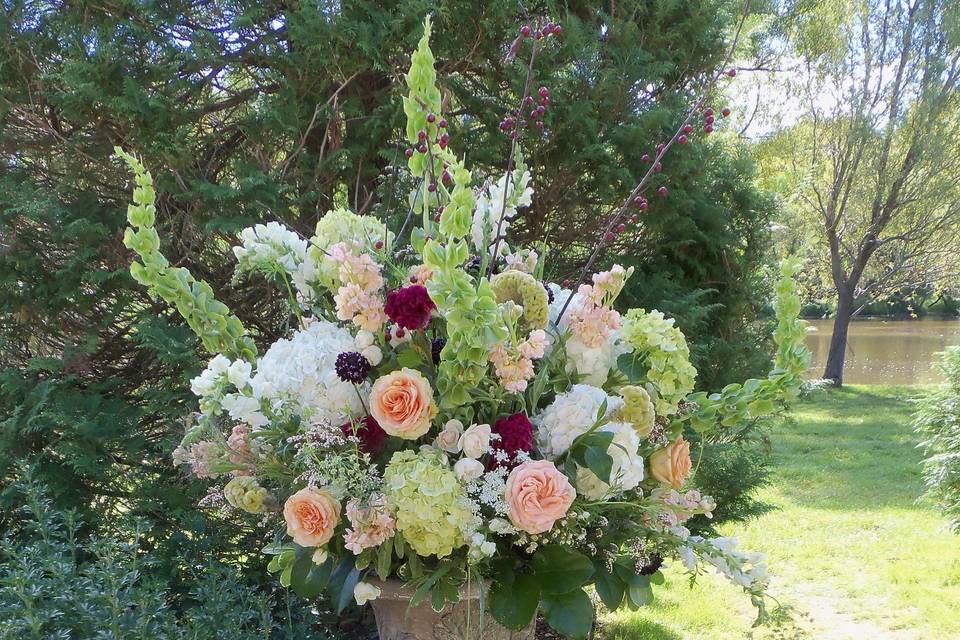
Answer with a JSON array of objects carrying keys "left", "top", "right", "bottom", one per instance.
[
  {"left": 610, "top": 141, "right": 779, "bottom": 391},
  {"left": 489, "top": 547, "right": 597, "bottom": 637},
  {"left": 0, "top": 477, "right": 328, "bottom": 640},
  {"left": 914, "top": 347, "right": 960, "bottom": 531}
]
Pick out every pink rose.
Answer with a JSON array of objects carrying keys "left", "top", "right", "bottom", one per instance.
[
  {"left": 504, "top": 460, "right": 576, "bottom": 534},
  {"left": 283, "top": 487, "right": 341, "bottom": 547},
  {"left": 649, "top": 436, "right": 692, "bottom": 489},
  {"left": 369, "top": 368, "right": 438, "bottom": 440}
]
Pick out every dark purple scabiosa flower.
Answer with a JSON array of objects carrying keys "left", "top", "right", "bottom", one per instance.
[
  {"left": 431, "top": 338, "right": 446, "bottom": 365},
  {"left": 335, "top": 351, "right": 371, "bottom": 384},
  {"left": 639, "top": 554, "right": 664, "bottom": 576},
  {"left": 340, "top": 415, "right": 387, "bottom": 455},
  {"left": 487, "top": 412, "right": 535, "bottom": 470},
  {"left": 542, "top": 281, "right": 554, "bottom": 304},
  {"left": 384, "top": 284, "right": 436, "bottom": 330}
]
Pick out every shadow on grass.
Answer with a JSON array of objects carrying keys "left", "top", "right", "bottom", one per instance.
[
  {"left": 768, "top": 385, "right": 926, "bottom": 511},
  {"left": 596, "top": 618, "right": 683, "bottom": 640}
]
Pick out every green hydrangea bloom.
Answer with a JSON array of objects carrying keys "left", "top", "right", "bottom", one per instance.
[
  {"left": 383, "top": 450, "right": 473, "bottom": 558},
  {"left": 490, "top": 270, "right": 549, "bottom": 331},
  {"left": 308, "top": 207, "right": 392, "bottom": 292},
  {"left": 620, "top": 309, "right": 698, "bottom": 415},
  {"left": 618, "top": 385, "right": 656, "bottom": 438},
  {"left": 223, "top": 476, "right": 273, "bottom": 514}
]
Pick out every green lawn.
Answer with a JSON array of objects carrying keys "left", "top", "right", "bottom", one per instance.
[{"left": 600, "top": 385, "right": 960, "bottom": 640}]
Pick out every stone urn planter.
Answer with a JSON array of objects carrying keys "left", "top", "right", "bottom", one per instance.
[{"left": 367, "top": 579, "right": 536, "bottom": 640}]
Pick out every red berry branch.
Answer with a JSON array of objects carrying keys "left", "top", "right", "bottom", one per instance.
[
  {"left": 554, "top": 2, "right": 751, "bottom": 324},
  {"left": 486, "top": 19, "right": 562, "bottom": 275}
]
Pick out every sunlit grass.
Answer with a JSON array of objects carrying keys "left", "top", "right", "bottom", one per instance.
[{"left": 599, "top": 385, "right": 960, "bottom": 639}]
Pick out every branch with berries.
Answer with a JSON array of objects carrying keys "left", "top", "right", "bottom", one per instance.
[{"left": 555, "top": 2, "right": 751, "bottom": 323}]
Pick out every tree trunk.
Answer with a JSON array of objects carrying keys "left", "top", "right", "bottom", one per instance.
[{"left": 823, "top": 288, "right": 854, "bottom": 385}]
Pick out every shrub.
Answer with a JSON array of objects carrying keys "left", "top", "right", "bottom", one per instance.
[
  {"left": 914, "top": 347, "right": 960, "bottom": 531},
  {"left": 0, "top": 476, "right": 342, "bottom": 640}
]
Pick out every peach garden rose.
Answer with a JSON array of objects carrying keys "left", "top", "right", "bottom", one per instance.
[
  {"left": 649, "top": 436, "right": 693, "bottom": 489},
  {"left": 369, "top": 367, "right": 438, "bottom": 440},
  {"left": 504, "top": 460, "right": 576, "bottom": 534},
  {"left": 283, "top": 487, "right": 341, "bottom": 547}
]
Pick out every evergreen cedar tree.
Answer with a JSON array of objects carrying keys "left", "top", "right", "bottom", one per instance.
[{"left": 0, "top": 0, "right": 776, "bottom": 597}]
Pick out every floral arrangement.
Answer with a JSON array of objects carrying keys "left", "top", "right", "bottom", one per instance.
[{"left": 116, "top": 17, "right": 808, "bottom": 640}]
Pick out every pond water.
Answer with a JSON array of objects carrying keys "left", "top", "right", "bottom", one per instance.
[{"left": 804, "top": 317, "right": 960, "bottom": 384}]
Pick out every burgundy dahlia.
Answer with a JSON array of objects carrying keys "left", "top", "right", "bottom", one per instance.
[
  {"left": 384, "top": 284, "right": 436, "bottom": 330},
  {"left": 340, "top": 416, "right": 387, "bottom": 455},
  {"left": 488, "top": 412, "right": 535, "bottom": 470}
]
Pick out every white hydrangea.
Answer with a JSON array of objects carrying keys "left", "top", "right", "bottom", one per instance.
[
  {"left": 238, "top": 321, "right": 365, "bottom": 426},
  {"left": 471, "top": 170, "right": 533, "bottom": 256},
  {"left": 574, "top": 421, "right": 644, "bottom": 500},
  {"left": 565, "top": 331, "right": 630, "bottom": 386},
  {"left": 532, "top": 384, "right": 623, "bottom": 459}
]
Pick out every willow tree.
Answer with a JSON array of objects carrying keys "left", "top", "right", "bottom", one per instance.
[{"left": 761, "top": 0, "right": 960, "bottom": 384}]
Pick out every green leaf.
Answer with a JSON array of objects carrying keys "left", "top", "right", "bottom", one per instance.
[
  {"left": 328, "top": 556, "right": 361, "bottom": 613},
  {"left": 396, "top": 346, "right": 424, "bottom": 369},
  {"left": 489, "top": 572, "right": 540, "bottom": 630},
  {"left": 618, "top": 572, "right": 652, "bottom": 609},
  {"left": 581, "top": 431, "right": 615, "bottom": 451},
  {"left": 376, "top": 538, "right": 393, "bottom": 580},
  {"left": 583, "top": 446, "right": 614, "bottom": 483},
  {"left": 627, "top": 580, "right": 653, "bottom": 608},
  {"left": 593, "top": 561, "right": 626, "bottom": 610},
  {"left": 531, "top": 545, "right": 595, "bottom": 595},
  {"left": 542, "top": 588, "right": 594, "bottom": 639},
  {"left": 617, "top": 351, "right": 647, "bottom": 383},
  {"left": 289, "top": 546, "right": 333, "bottom": 600}
]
